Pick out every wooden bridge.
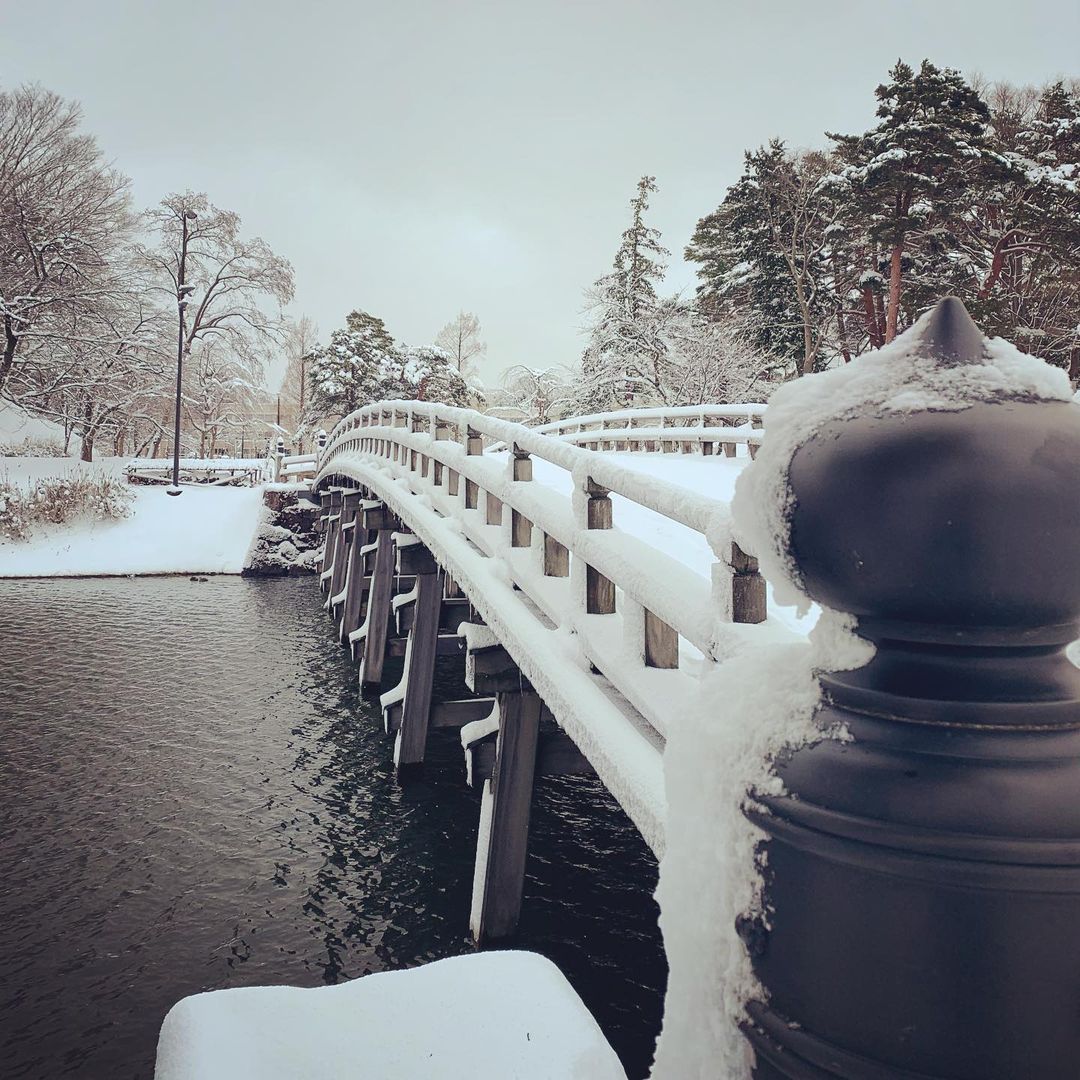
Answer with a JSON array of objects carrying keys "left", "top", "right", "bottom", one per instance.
[{"left": 303, "top": 399, "right": 792, "bottom": 943}]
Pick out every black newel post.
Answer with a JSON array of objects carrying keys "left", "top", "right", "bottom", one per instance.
[{"left": 744, "top": 298, "right": 1080, "bottom": 1080}]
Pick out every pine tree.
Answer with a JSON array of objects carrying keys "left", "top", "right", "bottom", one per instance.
[
  {"left": 306, "top": 310, "right": 396, "bottom": 421},
  {"left": 577, "top": 176, "right": 672, "bottom": 409},
  {"left": 686, "top": 142, "right": 835, "bottom": 372},
  {"left": 828, "top": 60, "right": 1010, "bottom": 342}
]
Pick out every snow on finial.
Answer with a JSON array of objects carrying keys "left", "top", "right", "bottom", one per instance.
[
  {"left": 917, "top": 296, "right": 988, "bottom": 367},
  {"left": 731, "top": 299, "right": 1073, "bottom": 613}
]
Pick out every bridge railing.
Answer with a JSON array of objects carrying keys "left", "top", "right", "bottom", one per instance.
[
  {"left": 486, "top": 402, "right": 767, "bottom": 455},
  {"left": 316, "top": 400, "right": 781, "bottom": 755}
]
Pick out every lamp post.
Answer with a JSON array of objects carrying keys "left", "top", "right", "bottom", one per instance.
[{"left": 167, "top": 209, "right": 198, "bottom": 496}]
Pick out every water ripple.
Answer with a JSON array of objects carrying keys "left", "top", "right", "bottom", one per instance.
[{"left": 0, "top": 577, "right": 664, "bottom": 1079}]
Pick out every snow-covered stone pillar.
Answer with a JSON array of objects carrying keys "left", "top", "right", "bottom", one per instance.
[{"left": 738, "top": 297, "right": 1080, "bottom": 1078}]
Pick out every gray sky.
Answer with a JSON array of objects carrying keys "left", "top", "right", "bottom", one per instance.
[{"left": 3, "top": 0, "right": 1078, "bottom": 388}]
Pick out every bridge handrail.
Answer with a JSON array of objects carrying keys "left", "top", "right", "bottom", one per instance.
[
  {"left": 323, "top": 400, "right": 731, "bottom": 536},
  {"left": 317, "top": 400, "right": 770, "bottom": 664},
  {"left": 529, "top": 402, "right": 767, "bottom": 436}
]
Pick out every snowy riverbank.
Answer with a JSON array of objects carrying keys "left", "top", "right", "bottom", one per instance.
[{"left": 0, "top": 457, "right": 266, "bottom": 577}]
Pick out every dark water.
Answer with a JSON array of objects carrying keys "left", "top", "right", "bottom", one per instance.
[{"left": 0, "top": 577, "right": 665, "bottom": 1079}]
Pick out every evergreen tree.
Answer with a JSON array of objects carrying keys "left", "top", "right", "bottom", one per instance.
[
  {"left": 577, "top": 176, "right": 672, "bottom": 409},
  {"left": 306, "top": 310, "right": 396, "bottom": 421},
  {"left": 686, "top": 142, "right": 835, "bottom": 372},
  {"left": 828, "top": 59, "right": 1011, "bottom": 342}
]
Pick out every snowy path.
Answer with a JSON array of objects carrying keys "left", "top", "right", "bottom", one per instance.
[{"left": 0, "top": 459, "right": 265, "bottom": 577}]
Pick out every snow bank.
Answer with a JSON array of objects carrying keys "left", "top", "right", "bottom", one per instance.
[
  {"left": 0, "top": 459, "right": 264, "bottom": 576},
  {"left": 155, "top": 951, "right": 626, "bottom": 1080},
  {"left": 0, "top": 398, "right": 79, "bottom": 452},
  {"left": 732, "top": 307, "right": 1073, "bottom": 611},
  {"left": 652, "top": 615, "right": 870, "bottom": 1079},
  {"left": 654, "top": 305, "right": 1072, "bottom": 1077}
]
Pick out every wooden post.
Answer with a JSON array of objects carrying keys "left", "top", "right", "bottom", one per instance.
[
  {"left": 318, "top": 490, "right": 343, "bottom": 592},
  {"left": 393, "top": 547, "right": 443, "bottom": 776},
  {"left": 731, "top": 541, "right": 767, "bottom": 624},
  {"left": 584, "top": 478, "right": 615, "bottom": 615},
  {"left": 340, "top": 507, "right": 375, "bottom": 644},
  {"left": 470, "top": 689, "right": 542, "bottom": 943},
  {"left": 644, "top": 608, "right": 679, "bottom": 668},
  {"left": 328, "top": 492, "right": 360, "bottom": 611},
  {"left": 511, "top": 511, "right": 532, "bottom": 549},
  {"left": 511, "top": 444, "right": 532, "bottom": 482},
  {"left": 486, "top": 491, "right": 503, "bottom": 526},
  {"left": 543, "top": 533, "right": 569, "bottom": 577}
]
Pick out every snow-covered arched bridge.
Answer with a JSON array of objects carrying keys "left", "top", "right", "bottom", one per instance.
[{"left": 298, "top": 398, "right": 804, "bottom": 942}]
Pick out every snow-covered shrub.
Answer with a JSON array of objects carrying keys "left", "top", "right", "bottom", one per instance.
[
  {"left": 0, "top": 482, "right": 31, "bottom": 540},
  {"left": 0, "top": 474, "right": 134, "bottom": 540},
  {"left": 30, "top": 474, "right": 133, "bottom": 525},
  {"left": 0, "top": 438, "right": 68, "bottom": 458}
]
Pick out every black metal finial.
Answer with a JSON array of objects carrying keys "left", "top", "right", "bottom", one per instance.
[{"left": 917, "top": 296, "right": 987, "bottom": 366}]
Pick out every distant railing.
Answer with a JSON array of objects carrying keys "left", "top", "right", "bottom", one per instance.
[
  {"left": 125, "top": 457, "right": 270, "bottom": 486},
  {"left": 487, "top": 403, "right": 766, "bottom": 456}
]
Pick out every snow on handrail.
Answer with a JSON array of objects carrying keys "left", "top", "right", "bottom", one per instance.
[
  {"left": 317, "top": 400, "right": 780, "bottom": 658},
  {"left": 314, "top": 400, "right": 788, "bottom": 851},
  {"left": 531, "top": 402, "right": 767, "bottom": 436}
]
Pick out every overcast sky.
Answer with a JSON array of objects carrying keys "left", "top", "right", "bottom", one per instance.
[{"left": 3, "top": 0, "right": 1078, "bottom": 388}]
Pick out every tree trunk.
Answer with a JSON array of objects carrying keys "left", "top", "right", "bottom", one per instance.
[
  {"left": 885, "top": 244, "right": 903, "bottom": 343},
  {"left": 862, "top": 287, "right": 883, "bottom": 350},
  {"left": 81, "top": 434, "right": 94, "bottom": 462},
  {"left": 0, "top": 314, "right": 18, "bottom": 399}
]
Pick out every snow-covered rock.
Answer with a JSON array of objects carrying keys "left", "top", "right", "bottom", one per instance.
[
  {"left": 155, "top": 951, "right": 626, "bottom": 1080},
  {"left": 242, "top": 488, "right": 322, "bottom": 576}
]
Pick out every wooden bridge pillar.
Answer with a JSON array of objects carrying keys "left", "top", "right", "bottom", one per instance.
[
  {"left": 355, "top": 503, "right": 397, "bottom": 689},
  {"left": 339, "top": 500, "right": 376, "bottom": 644},
  {"left": 469, "top": 690, "right": 542, "bottom": 944},
  {"left": 387, "top": 540, "right": 443, "bottom": 777},
  {"left": 328, "top": 491, "right": 362, "bottom": 615},
  {"left": 318, "top": 490, "right": 344, "bottom": 593}
]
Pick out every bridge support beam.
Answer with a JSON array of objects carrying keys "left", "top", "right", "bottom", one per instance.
[
  {"left": 328, "top": 491, "right": 362, "bottom": 615},
  {"left": 318, "top": 490, "right": 344, "bottom": 594},
  {"left": 386, "top": 541, "right": 443, "bottom": 777},
  {"left": 468, "top": 688, "right": 542, "bottom": 945},
  {"left": 339, "top": 506, "right": 376, "bottom": 643},
  {"left": 354, "top": 505, "right": 397, "bottom": 689}
]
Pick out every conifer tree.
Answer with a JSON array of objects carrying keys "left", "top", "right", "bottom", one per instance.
[
  {"left": 686, "top": 142, "right": 835, "bottom": 372},
  {"left": 306, "top": 310, "right": 396, "bottom": 421},
  {"left": 828, "top": 60, "right": 1010, "bottom": 341},
  {"left": 577, "top": 176, "right": 671, "bottom": 409}
]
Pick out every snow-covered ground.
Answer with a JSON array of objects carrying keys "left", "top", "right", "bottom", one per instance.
[
  {"left": 0, "top": 457, "right": 265, "bottom": 577},
  {"left": 0, "top": 398, "right": 80, "bottom": 452},
  {"left": 156, "top": 951, "right": 627, "bottom": 1080}
]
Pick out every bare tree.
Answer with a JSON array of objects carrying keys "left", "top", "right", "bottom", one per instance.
[
  {"left": 0, "top": 85, "right": 133, "bottom": 397},
  {"left": 10, "top": 286, "right": 173, "bottom": 460},
  {"left": 182, "top": 336, "right": 262, "bottom": 457},
  {"left": 278, "top": 315, "right": 319, "bottom": 449},
  {"left": 434, "top": 310, "right": 487, "bottom": 380},
  {"left": 137, "top": 191, "right": 294, "bottom": 382},
  {"left": 493, "top": 365, "right": 575, "bottom": 425}
]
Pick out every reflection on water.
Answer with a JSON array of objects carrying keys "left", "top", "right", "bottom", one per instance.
[{"left": 0, "top": 577, "right": 664, "bottom": 1079}]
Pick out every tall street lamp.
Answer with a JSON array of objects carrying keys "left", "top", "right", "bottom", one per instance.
[{"left": 167, "top": 209, "right": 198, "bottom": 496}]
